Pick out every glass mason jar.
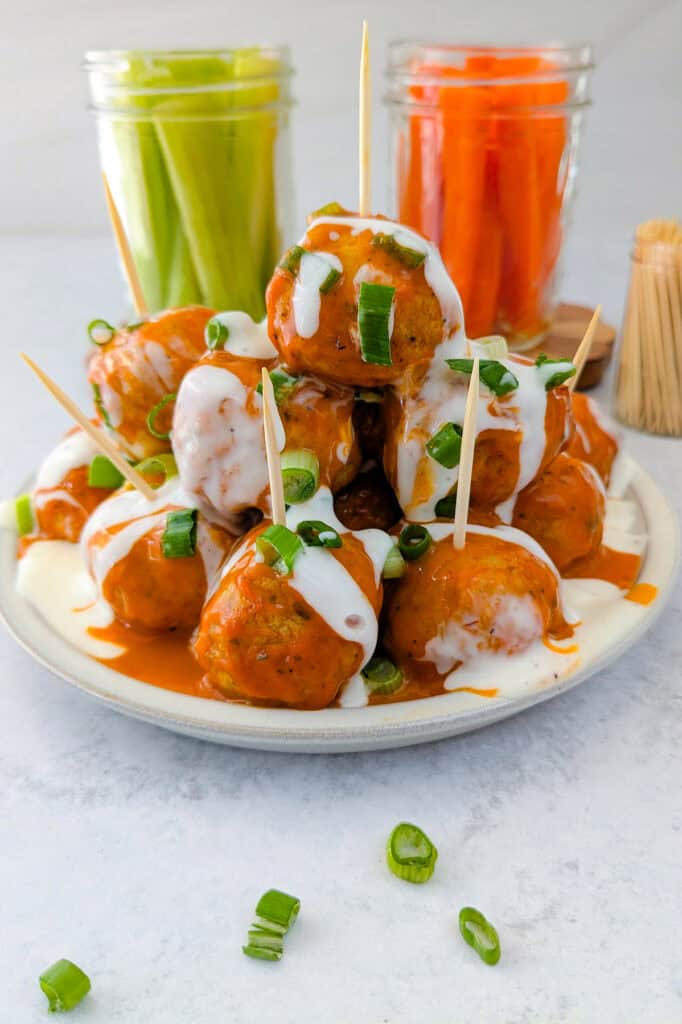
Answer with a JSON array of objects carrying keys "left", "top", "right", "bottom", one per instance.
[
  {"left": 386, "top": 43, "right": 593, "bottom": 349},
  {"left": 84, "top": 48, "right": 295, "bottom": 320}
]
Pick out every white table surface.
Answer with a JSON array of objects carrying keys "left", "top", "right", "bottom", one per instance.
[{"left": 1, "top": 234, "right": 680, "bottom": 1023}]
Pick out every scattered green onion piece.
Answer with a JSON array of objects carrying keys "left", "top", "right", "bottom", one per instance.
[
  {"left": 296, "top": 520, "right": 342, "bottom": 549},
  {"left": 246, "top": 927, "right": 285, "bottom": 955},
  {"left": 458, "top": 907, "right": 501, "bottom": 966},
  {"left": 386, "top": 822, "right": 438, "bottom": 884},
  {"left": 39, "top": 959, "right": 91, "bottom": 1013},
  {"left": 445, "top": 358, "right": 519, "bottom": 397},
  {"left": 281, "top": 450, "right": 320, "bottom": 504},
  {"left": 255, "top": 889, "right": 301, "bottom": 934},
  {"left": 355, "top": 388, "right": 384, "bottom": 404},
  {"left": 382, "top": 545, "right": 406, "bottom": 579},
  {"left": 146, "top": 392, "right": 176, "bottom": 440},
  {"left": 125, "top": 320, "right": 145, "bottom": 332},
  {"left": 358, "top": 281, "right": 395, "bottom": 366},
  {"left": 426, "top": 423, "right": 463, "bottom": 469},
  {"left": 434, "top": 493, "right": 456, "bottom": 519},
  {"left": 535, "top": 353, "right": 577, "bottom": 390},
  {"left": 161, "top": 509, "right": 197, "bottom": 559},
  {"left": 279, "top": 245, "right": 306, "bottom": 275},
  {"left": 310, "top": 201, "right": 346, "bottom": 219},
  {"left": 135, "top": 453, "right": 178, "bottom": 487},
  {"left": 256, "top": 368, "right": 300, "bottom": 404},
  {"left": 242, "top": 943, "right": 282, "bottom": 962},
  {"left": 256, "top": 524, "right": 303, "bottom": 573},
  {"left": 15, "top": 494, "right": 34, "bottom": 537},
  {"left": 205, "top": 315, "right": 229, "bottom": 350},
  {"left": 319, "top": 265, "right": 341, "bottom": 293},
  {"left": 87, "top": 318, "right": 115, "bottom": 346},
  {"left": 91, "top": 382, "right": 113, "bottom": 430},
  {"left": 87, "top": 455, "right": 124, "bottom": 490},
  {"left": 362, "top": 657, "right": 403, "bottom": 695},
  {"left": 473, "top": 335, "right": 508, "bottom": 359},
  {"left": 372, "top": 232, "right": 426, "bottom": 268},
  {"left": 398, "top": 524, "right": 432, "bottom": 561}
]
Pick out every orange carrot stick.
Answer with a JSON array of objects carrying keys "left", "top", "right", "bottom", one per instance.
[{"left": 466, "top": 150, "right": 503, "bottom": 338}]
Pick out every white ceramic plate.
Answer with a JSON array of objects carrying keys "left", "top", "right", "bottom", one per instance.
[{"left": 0, "top": 455, "right": 677, "bottom": 752}]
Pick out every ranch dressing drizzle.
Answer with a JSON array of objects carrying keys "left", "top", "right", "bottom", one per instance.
[
  {"left": 33, "top": 430, "right": 97, "bottom": 504},
  {"left": 207, "top": 312, "right": 277, "bottom": 360},
  {"left": 292, "top": 252, "right": 343, "bottom": 338}
]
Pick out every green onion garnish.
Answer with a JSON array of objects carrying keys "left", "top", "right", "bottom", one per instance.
[
  {"left": 256, "top": 368, "right": 300, "bottom": 404},
  {"left": 279, "top": 245, "right": 306, "bottom": 275},
  {"left": 87, "top": 319, "right": 115, "bottom": 346},
  {"left": 243, "top": 928, "right": 284, "bottom": 961},
  {"left": 434, "top": 493, "right": 456, "bottom": 519},
  {"left": 88, "top": 455, "right": 124, "bottom": 490},
  {"left": 125, "top": 320, "right": 145, "bottom": 332},
  {"left": 398, "top": 524, "right": 432, "bottom": 560},
  {"left": 474, "top": 335, "right": 508, "bottom": 359},
  {"left": 15, "top": 494, "right": 34, "bottom": 537},
  {"left": 91, "top": 382, "right": 113, "bottom": 430},
  {"left": 372, "top": 232, "right": 426, "bottom": 268},
  {"left": 319, "top": 265, "right": 341, "bottom": 294},
  {"left": 39, "top": 959, "right": 91, "bottom": 1013},
  {"left": 256, "top": 524, "right": 304, "bottom": 573},
  {"left": 446, "top": 358, "right": 519, "bottom": 397},
  {"left": 205, "top": 315, "right": 229, "bottom": 350},
  {"left": 535, "top": 353, "right": 577, "bottom": 390},
  {"left": 310, "top": 201, "right": 345, "bottom": 219},
  {"left": 362, "top": 657, "right": 403, "bottom": 695},
  {"left": 382, "top": 545, "right": 406, "bottom": 579},
  {"left": 135, "top": 453, "right": 178, "bottom": 487},
  {"left": 386, "top": 822, "right": 438, "bottom": 884},
  {"left": 459, "top": 907, "right": 501, "bottom": 966},
  {"left": 426, "top": 423, "right": 463, "bottom": 469},
  {"left": 358, "top": 281, "right": 395, "bottom": 366},
  {"left": 281, "top": 450, "right": 320, "bottom": 504},
  {"left": 255, "top": 889, "right": 301, "bottom": 934},
  {"left": 161, "top": 509, "right": 197, "bottom": 559},
  {"left": 296, "top": 520, "right": 342, "bottom": 549},
  {"left": 146, "top": 392, "right": 176, "bottom": 440}
]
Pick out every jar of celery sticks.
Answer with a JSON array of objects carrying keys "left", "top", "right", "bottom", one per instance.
[
  {"left": 386, "top": 43, "right": 593, "bottom": 349},
  {"left": 85, "top": 48, "right": 295, "bottom": 319}
]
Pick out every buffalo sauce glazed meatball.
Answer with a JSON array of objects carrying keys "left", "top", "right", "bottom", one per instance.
[
  {"left": 88, "top": 306, "right": 214, "bottom": 458},
  {"left": 383, "top": 338, "right": 573, "bottom": 523},
  {"left": 512, "top": 453, "right": 606, "bottom": 573},
  {"left": 193, "top": 488, "right": 394, "bottom": 709},
  {"left": 81, "top": 479, "right": 234, "bottom": 633},
  {"left": 31, "top": 427, "right": 112, "bottom": 543},
  {"left": 383, "top": 525, "right": 572, "bottom": 688},
  {"left": 172, "top": 313, "right": 361, "bottom": 526},
  {"left": 267, "top": 210, "right": 463, "bottom": 387},
  {"left": 566, "top": 391, "right": 619, "bottom": 486}
]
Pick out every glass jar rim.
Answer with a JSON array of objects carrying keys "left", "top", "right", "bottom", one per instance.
[
  {"left": 388, "top": 40, "right": 594, "bottom": 73},
  {"left": 84, "top": 46, "right": 293, "bottom": 77}
]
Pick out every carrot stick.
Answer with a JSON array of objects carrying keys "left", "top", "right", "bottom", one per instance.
[{"left": 465, "top": 150, "right": 503, "bottom": 337}]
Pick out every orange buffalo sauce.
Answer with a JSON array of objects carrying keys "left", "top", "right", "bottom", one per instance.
[
  {"left": 565, "top": 546, "right": 642, "bottom": 591},
  {"left": 625, "top": 582, "right": 658, "bottom": 606},
  {"left": 90, "top": 622, "right": 209, "bottom": 698}
]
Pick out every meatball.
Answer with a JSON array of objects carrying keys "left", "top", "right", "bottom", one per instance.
[
  {"left": 173, "top": 350, "right": 361, "bottom": 524},
  {"left": 334, "top": 467, "right": 402, "bottom": 532},
  {"left": 32, "top": 428, "right": 112, "bottom": 543},
  {"left": 88, "top": 306, "right": 213, "bottom": 458},
  {"left": 194, "top": 519, "right": 384, "bottom": 709},
  {"left": 566, "top": 391, "right": 618, "bottom": 486},
  {"left": 267, "top": 213, "right": 463, "bottom": 387},
  {"left": 383, "top": 527, "right": 570, "bottom": 686},
  {"left": 512, "top": 454, "right": 605, "bottom": 572},
  {"left": 82, "top": 482, "right": 234, "bottom": 633}
]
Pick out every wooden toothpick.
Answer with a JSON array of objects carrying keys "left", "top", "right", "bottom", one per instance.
[
  {"left": 102, "top": 173, "right": 148, "bottom": 317},
  {"left": 358, "top": 20, "right": 371, "bottom": 217},
  {"left": 568, "top": 304, "right": 601, "bottom": 391},
  {"left": 21, "top": 353, "right": 157, "bottom": 501},
  {"left": 453, "top": 358, "right": 480, "bottom": 550},
  {"left": 260, "top": 368, "right": 286, "bottom": 526}
]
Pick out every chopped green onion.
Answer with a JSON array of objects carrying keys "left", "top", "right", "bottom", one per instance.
[
  {"left": 358, "top": 281, "right": 395, "bottom": 366},
  {"left": 398, "top": 524, "right": 432, "bottom": 560},
  {"left": 205, "top": 315, "right": 229, "bottom": 350},
  {"left": 426, "top": 423, "right": 463, "bottom": 469},
  {"left": 15, "top": 494, "right": 34, "bottom": 536},
  {"left": 125, "top": 320, "right": 145, "bottom": 332},
  {"left": 256, "top": 368, "right": 300, "bottom": 404},
  {"left": 458, "top": 907, "right": 501, "bottom": 966},
  {"left": 244, "top": 926, "right": 285, "bottom": 959},
  {"left": 386, "top": 822, "right": 438, "bottom": 884},
  {"left": 382, "top": 545, "right": 406, "bottom": 579},
  {"left": 281, "top": 450, "right": 320, "bottom": 504},
  {"left": 372, "top": 232, "right": 426, "bottom": 268},
  {"left": 296, "top": 520, "right": 342, "bottom": 549},
  {"left": 535, "top": 353, "right": 577, "bottom": 390},
  {"left": 87, "top": 318, "right": 115, "bottom": 346},
  {"left": 91, "top": 382, "right": 113, "bottom": 430},
  {"left": 161, "top": 509, "right": 197, "bottom": 559},
  {"left": 87, "top": 455, "right": 124, "bottom": 490},
  {"left": 434, "top": 493, "right": 456, "bottom": 519},
  {"left": 362, "top": 657, "right": 403, "bottom": 695},
  {"left": 146, "top": 392, "right": 176, "bottom": 440},
  {"left": 310, "top": 201, "right": 346, "bottom": 219},
  {"left": 255, "top": 889, "right": 301, "bottom": 934},
  {"left": 39, "top": 959, "right": 91, "bottom": 1013},
  {"left": 279, "top": 245, "right": 306, "bottom": 275},
  {"left": 446, "top": 358, "right": 519, "bottom": 397},
  {"left": 319, "top": 265, "right": 341, "bottom": 293},
  {"left": 242, "top": 943, "right": 282, "bottom": 962},
  {"left": 472, "top": 335, "right": 508, "bottom": 359},
  {"left": 256, "top": 524, "right": 304, "bottom": 573},
  {"left": 135, "top": 453, "right": 178, "bottom": 487}
]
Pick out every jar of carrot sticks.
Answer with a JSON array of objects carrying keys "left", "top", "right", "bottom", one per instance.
[
  {"left": 386, "top": 43, "right": 593, "bottom": 349},
  {"left": 85, "top": 48, "right": 295, "bottom": 319}
]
